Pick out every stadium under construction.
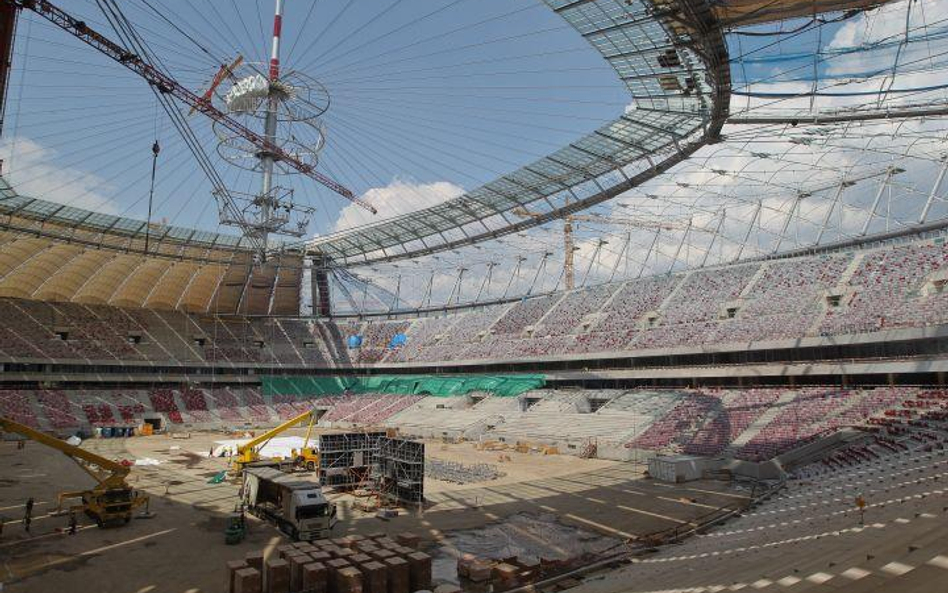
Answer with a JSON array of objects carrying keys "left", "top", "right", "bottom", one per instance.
[{"left": 1, "top": 1, "right": 947, "bottom": 592}]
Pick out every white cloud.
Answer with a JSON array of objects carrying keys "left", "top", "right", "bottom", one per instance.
[
  {"left": 331, "top": 178, "right": 464, "bottom": 233},
  {"left": 0, "top": 136, "right": 119, "bottom": 214}
]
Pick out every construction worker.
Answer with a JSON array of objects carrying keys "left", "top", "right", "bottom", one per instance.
[
  {"left": 23, "top": 498, "right": 34, "bottom": 532},
  {"left": 68, "top": 511, "right": 77, "bottom": 535}
]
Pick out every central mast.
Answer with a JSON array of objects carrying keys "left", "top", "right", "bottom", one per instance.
[{"left": 259, "top": 0, "right": 284, "bottom": 249}]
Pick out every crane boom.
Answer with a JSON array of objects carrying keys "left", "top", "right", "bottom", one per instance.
[
  {"left": 7, "top": 0, "right": 376, "bottom": 214},
  {"left": 0, "top": 416, "right": 128, "bottom": 486},
  {"left": 0, "top": 415, "right": 149, "bottom": 526},
  {"left": 238, "top": 407, "right": 318, "bottom": 456},
  {"left": 233, "top": 407, "right": 321, "bottom": 473}
]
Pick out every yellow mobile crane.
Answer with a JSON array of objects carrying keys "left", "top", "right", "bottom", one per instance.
[
  {"left": 0, "top": 416, "right": 149, "bottom": 527},
  {"left": 232, "top": 408, "right": 321, "bottom": 475}
]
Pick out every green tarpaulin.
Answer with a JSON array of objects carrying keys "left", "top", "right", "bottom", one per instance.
[{"left": 260, "top": 375, "right": 545, "bottom": 398}]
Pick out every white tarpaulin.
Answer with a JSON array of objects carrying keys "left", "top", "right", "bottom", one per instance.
[{"left": 213, "top": 436, "right": 313, "bottom": 459}]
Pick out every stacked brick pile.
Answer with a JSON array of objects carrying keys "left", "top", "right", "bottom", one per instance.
[
  {"left": 226, "top": 533, "right": 432, "bottom": 593},
  {"left": 457, "top": 554, "right": 544, "bottom": 592}
]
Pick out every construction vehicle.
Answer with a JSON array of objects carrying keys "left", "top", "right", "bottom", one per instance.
[
  {"left": 232, "top": 407, "right": 321, "bottom": 475},
  {"left": 0, "top": 416, "right": 149, "bottom": 527},
  {"left": 243, "top": 466, "right": 337, "bottom": 540}
]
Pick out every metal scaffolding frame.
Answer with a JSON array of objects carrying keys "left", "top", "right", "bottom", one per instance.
[
  {"left": 317, "top": 431, "right": 386, "bottom": 489},
  {"left": 375, "top": 437, "right": 425, "bottom": 507}
]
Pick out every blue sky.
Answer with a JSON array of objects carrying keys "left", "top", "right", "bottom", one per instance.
[
  {"left": 7, "top": 0, "right": 948, "bottom": 311},
  {"left": 2, "top": 0, "right": 630, "bottom": 238}
]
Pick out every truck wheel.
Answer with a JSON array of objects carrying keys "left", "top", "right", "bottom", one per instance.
[{"left": 307, "top": 461, "right": 316, "bottom": 471}]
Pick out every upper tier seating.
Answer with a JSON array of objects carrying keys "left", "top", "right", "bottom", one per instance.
[
  {"left": 1, "top": 236, "right": 947, "bottom": 367},
  {"left": 821, "top": 241, "right": 948, "bottom": 334}
]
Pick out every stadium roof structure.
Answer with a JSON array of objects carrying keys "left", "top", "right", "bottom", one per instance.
[
  {"left": 308, "top": 0, "right": 730, "bottom": 266},
  {"left": 0, "top": 179, "right": 303, "bottom": 315},
  {"left": 0, "top": 177, "right": 272, "bottom": 253},
  {"left": 3, "top": 0, "right": 947, "bottom": 317}
]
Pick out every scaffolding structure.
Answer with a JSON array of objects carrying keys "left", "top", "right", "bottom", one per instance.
[
  {"left": 317, "top": 431, "right": 385, "bottom": 489},
  {"left": 375, "top": 437, "right": 425, "bottom": 507}
]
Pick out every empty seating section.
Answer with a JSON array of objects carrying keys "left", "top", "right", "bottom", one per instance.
[
  {"left": 383, "top": 395, "right": 513, "bottom": 438},
  {"left": 630, "top": 392, "right": 723, "bottom": 452},
  {"left": 82, "top": 403, "right": 115, "bottom": 426},
  {"left": 608, "top": 422, "right": 948, "bottom": 593},
  {"left": 205, "top": 388, "right": 245, "bottom": 421},
  {"left": 36, "top": 389, "right": 80, "bottom": 428},
  {"left": 198, "top": 318, "right": 261, "bottom": 363},
  {"left": 142, "top": 310, "right": 204, "bottom": 362},
  {"left": 717, "top": 255, "right": 850, "bottom": 342},
  {"left": 832, "top": 386, "right": 907, "bottom": 425},
  {"left": 387, "top": 316, "right": 457, "bottom": 362},
  {"left": 357, "top": 321, "right": 410, "bottom": 363},
  {"left": 822, "top": 241, "right": 948, "bottom": 334},
  {"left": 576, "top": 275, "right": 678, "bottom": 352},
  {"left": 276, "top": 319, "right": 328, "bottom": 365},
  {"left": 320, "top": 394, "right": 422, "bottom": 424},
  {"left": 0, "top": 390, "right": 39, "bottom": 427},
  {"left": 149, "top": 388, "right": 183, "bottom": 424},
  {"left": 110, "top": 392, "right": 147, "bottom": 423},
  {"left": 682, "top": 388, "right": 781, "bottom": 456},
  {"left": 735, "top": 388, "right": 853, "bottom": 461},
  {"left": 1, "top": 387, "right": 942, "bottom": 463},
  {"left": 235, "top": 387, "right": 273, "bottom": 422},
  {"left": 179, "top": 387, "right": 213, "bottom": 423},
  {"left": 666, "top": 265, "right": 760, "bottom": 324},
  {"left": 2, "top": 237, "right": 948, "bottom": 367},
  {"left": 51, "top": 302, "right": 144, "bottom": 360},
  {"left": 535, "top": 284, "right": 616, "bottom": 337},
  {"left": 0, "top": 299, "right": 80, "bottom": 359},
  {"left": 491, "top": 295, "right": 559, "bottom": 336},
  {"left": 269, "top": 393, "right": 314, "bottom": 419}
]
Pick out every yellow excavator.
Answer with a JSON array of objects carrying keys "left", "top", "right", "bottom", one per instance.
[
  {"left": 232, "top": 407, "right": 321, "bottom": 475},
  {"left": 0, "top": 416, "right": 150, "bottom": 527}
]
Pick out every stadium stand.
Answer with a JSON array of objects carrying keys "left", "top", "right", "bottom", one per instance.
[
  {"left": 1, "top": 236, "right": 947, "bottom": 367},
  {"left": 606, "top": 425, "right": 948, "bottom": 593},
  {"left": 0, "top": 389, "right": 39, "bottom": 428},
  {"left": 1, "top": 385, "right": 944, "bottom": 467}
]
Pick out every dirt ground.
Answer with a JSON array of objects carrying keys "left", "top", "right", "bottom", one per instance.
[{"left": 0, "top": 429, "right": 749, "bottom": 593}]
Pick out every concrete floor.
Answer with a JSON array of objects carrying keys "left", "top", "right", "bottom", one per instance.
[{"left": 0, "top": 429, "right": 745, "bottom": 593}]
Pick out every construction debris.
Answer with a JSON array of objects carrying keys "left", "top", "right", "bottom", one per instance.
[{"left": 425, "top": 458, "right": 505, "bottom": 484}]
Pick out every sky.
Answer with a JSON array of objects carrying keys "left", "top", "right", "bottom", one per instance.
[
  {"left": 4, "top": 0, "right": 948, "bottom": 312},
  {"left": 1, "top": 0, "right": 629, "bottom": 237}
]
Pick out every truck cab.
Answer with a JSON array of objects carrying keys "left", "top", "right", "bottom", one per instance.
[{"left": 291, "top": 487, "right": 337, "bottom": 540}]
